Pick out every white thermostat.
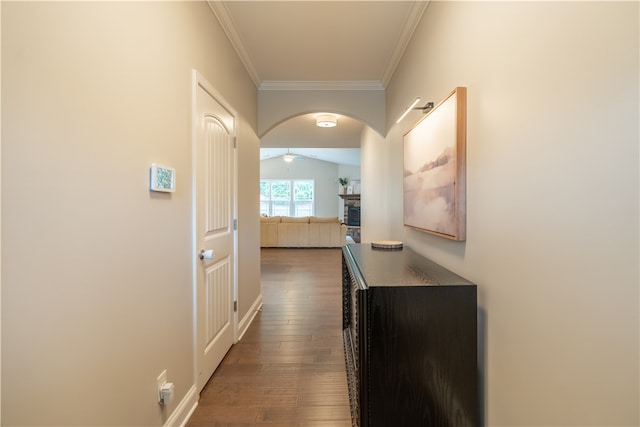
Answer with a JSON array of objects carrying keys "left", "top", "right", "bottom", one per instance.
[{"left": 150, "top": 164, "right": 175, "bottom": 193}]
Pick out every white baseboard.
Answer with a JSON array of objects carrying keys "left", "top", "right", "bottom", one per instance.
[
  {"left": 164, "top": 385, "right": 198, "bottom": 427},
  {"left": 237, "top": 293, "right": 263, "bottom": 341}
]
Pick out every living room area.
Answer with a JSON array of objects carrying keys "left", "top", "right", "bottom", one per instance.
[{"left": 260, "top": 145, "right": 362, "bottom": 247}]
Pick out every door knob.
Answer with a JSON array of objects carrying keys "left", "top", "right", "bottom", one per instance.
[{"left": 199, "top": 249, "right": 214, "bottom": 260}]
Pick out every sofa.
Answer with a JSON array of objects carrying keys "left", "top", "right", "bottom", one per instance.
[{"left": 260, "top": 216, "right": 347, "bottom": 248}]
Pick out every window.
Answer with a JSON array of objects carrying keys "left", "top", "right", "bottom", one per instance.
[{"left": 260, "top": 180, "right": 314, "bottom": 217}]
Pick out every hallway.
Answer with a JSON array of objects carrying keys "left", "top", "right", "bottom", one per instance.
[{"left": 186, "top": 248, "right": 351, "bottom": 426}]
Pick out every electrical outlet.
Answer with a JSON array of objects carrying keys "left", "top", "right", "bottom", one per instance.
[{"left": 157, "top": 370, "right": 167, "bottom": 403}]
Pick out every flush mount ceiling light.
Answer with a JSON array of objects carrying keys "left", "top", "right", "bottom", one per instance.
[
  {"left": 316, "top": 114, "right": 337, "bottom": 128},
  {"left": 396, "top": 97, "right": 435, "bottom": 123}
]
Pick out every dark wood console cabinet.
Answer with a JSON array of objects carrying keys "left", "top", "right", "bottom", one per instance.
[{"left": 342, "top": 244, "right": 478, "bottom": 427}]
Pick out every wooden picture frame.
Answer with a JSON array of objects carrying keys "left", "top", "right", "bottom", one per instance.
[{"left": 403, "top": 87, "right": 467, "bottom": 241}]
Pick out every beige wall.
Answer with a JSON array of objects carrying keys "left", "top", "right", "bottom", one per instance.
[
  {"left": 1, "top": 2, "right": 260, "bottom": 426},
  {"left": 360, "top": 126, "right": 391, "bottom": 243},
  {"left": 236, "top": 118, "right": 261, "bottom": 326},
  {"left": 364, "top": 2, "right": 639, "bottom": 425},
  {"left": 258, "top": 88, "right": 385, "bottom": 137}
]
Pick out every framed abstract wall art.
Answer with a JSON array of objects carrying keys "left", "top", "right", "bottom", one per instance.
[
  {"left": 403, "top": 87, "right": 467, "bottom": 241},
  {"left": 150, "top": 164, "right": 176, "bottom": 193}
]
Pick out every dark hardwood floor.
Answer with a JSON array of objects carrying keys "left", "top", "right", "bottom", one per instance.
[{"left": 187, "top": 248, "right": 351, "bottom": 427}]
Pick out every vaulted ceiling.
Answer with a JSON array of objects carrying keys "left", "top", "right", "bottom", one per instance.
[{"left": 208, "top": 1, "right": 429, "bottom": 165}]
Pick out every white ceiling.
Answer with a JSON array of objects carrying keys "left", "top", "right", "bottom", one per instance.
[{"left": 209, "top": 1, "right": 428, "bottom": 165}]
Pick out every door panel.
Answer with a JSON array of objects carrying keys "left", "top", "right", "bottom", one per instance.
[
  {"left": 205, "top": 115, "right": 231, "bottom": 232},
  {"left": 203, "top": 258, "right": 231, "bottom": 352}
]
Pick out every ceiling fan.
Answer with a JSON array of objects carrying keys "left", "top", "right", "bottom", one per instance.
[{"left": 283, "top": 150, "right": 305, "bottom": 163}]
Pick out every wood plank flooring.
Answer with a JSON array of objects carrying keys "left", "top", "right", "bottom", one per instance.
[{"left": 186, "top": 248, "right": 351, "bottom": 427}]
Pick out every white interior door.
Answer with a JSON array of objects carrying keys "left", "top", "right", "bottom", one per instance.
[{"left": 193, "top": 71, "right": 237, "bottom": 392}]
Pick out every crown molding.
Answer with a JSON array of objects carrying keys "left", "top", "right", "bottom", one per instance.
[
  {"left": 381, "top": 0, "right": 430, "bottom": 87},
  {"left": 259, "top": 81, "right": 385, "bottom": 91},
  {"left": 208, "top": 0, "right": 429, "bottom": 91},
  {"left": 207, "top": 0, "right": 261, "bottom": 88}
]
